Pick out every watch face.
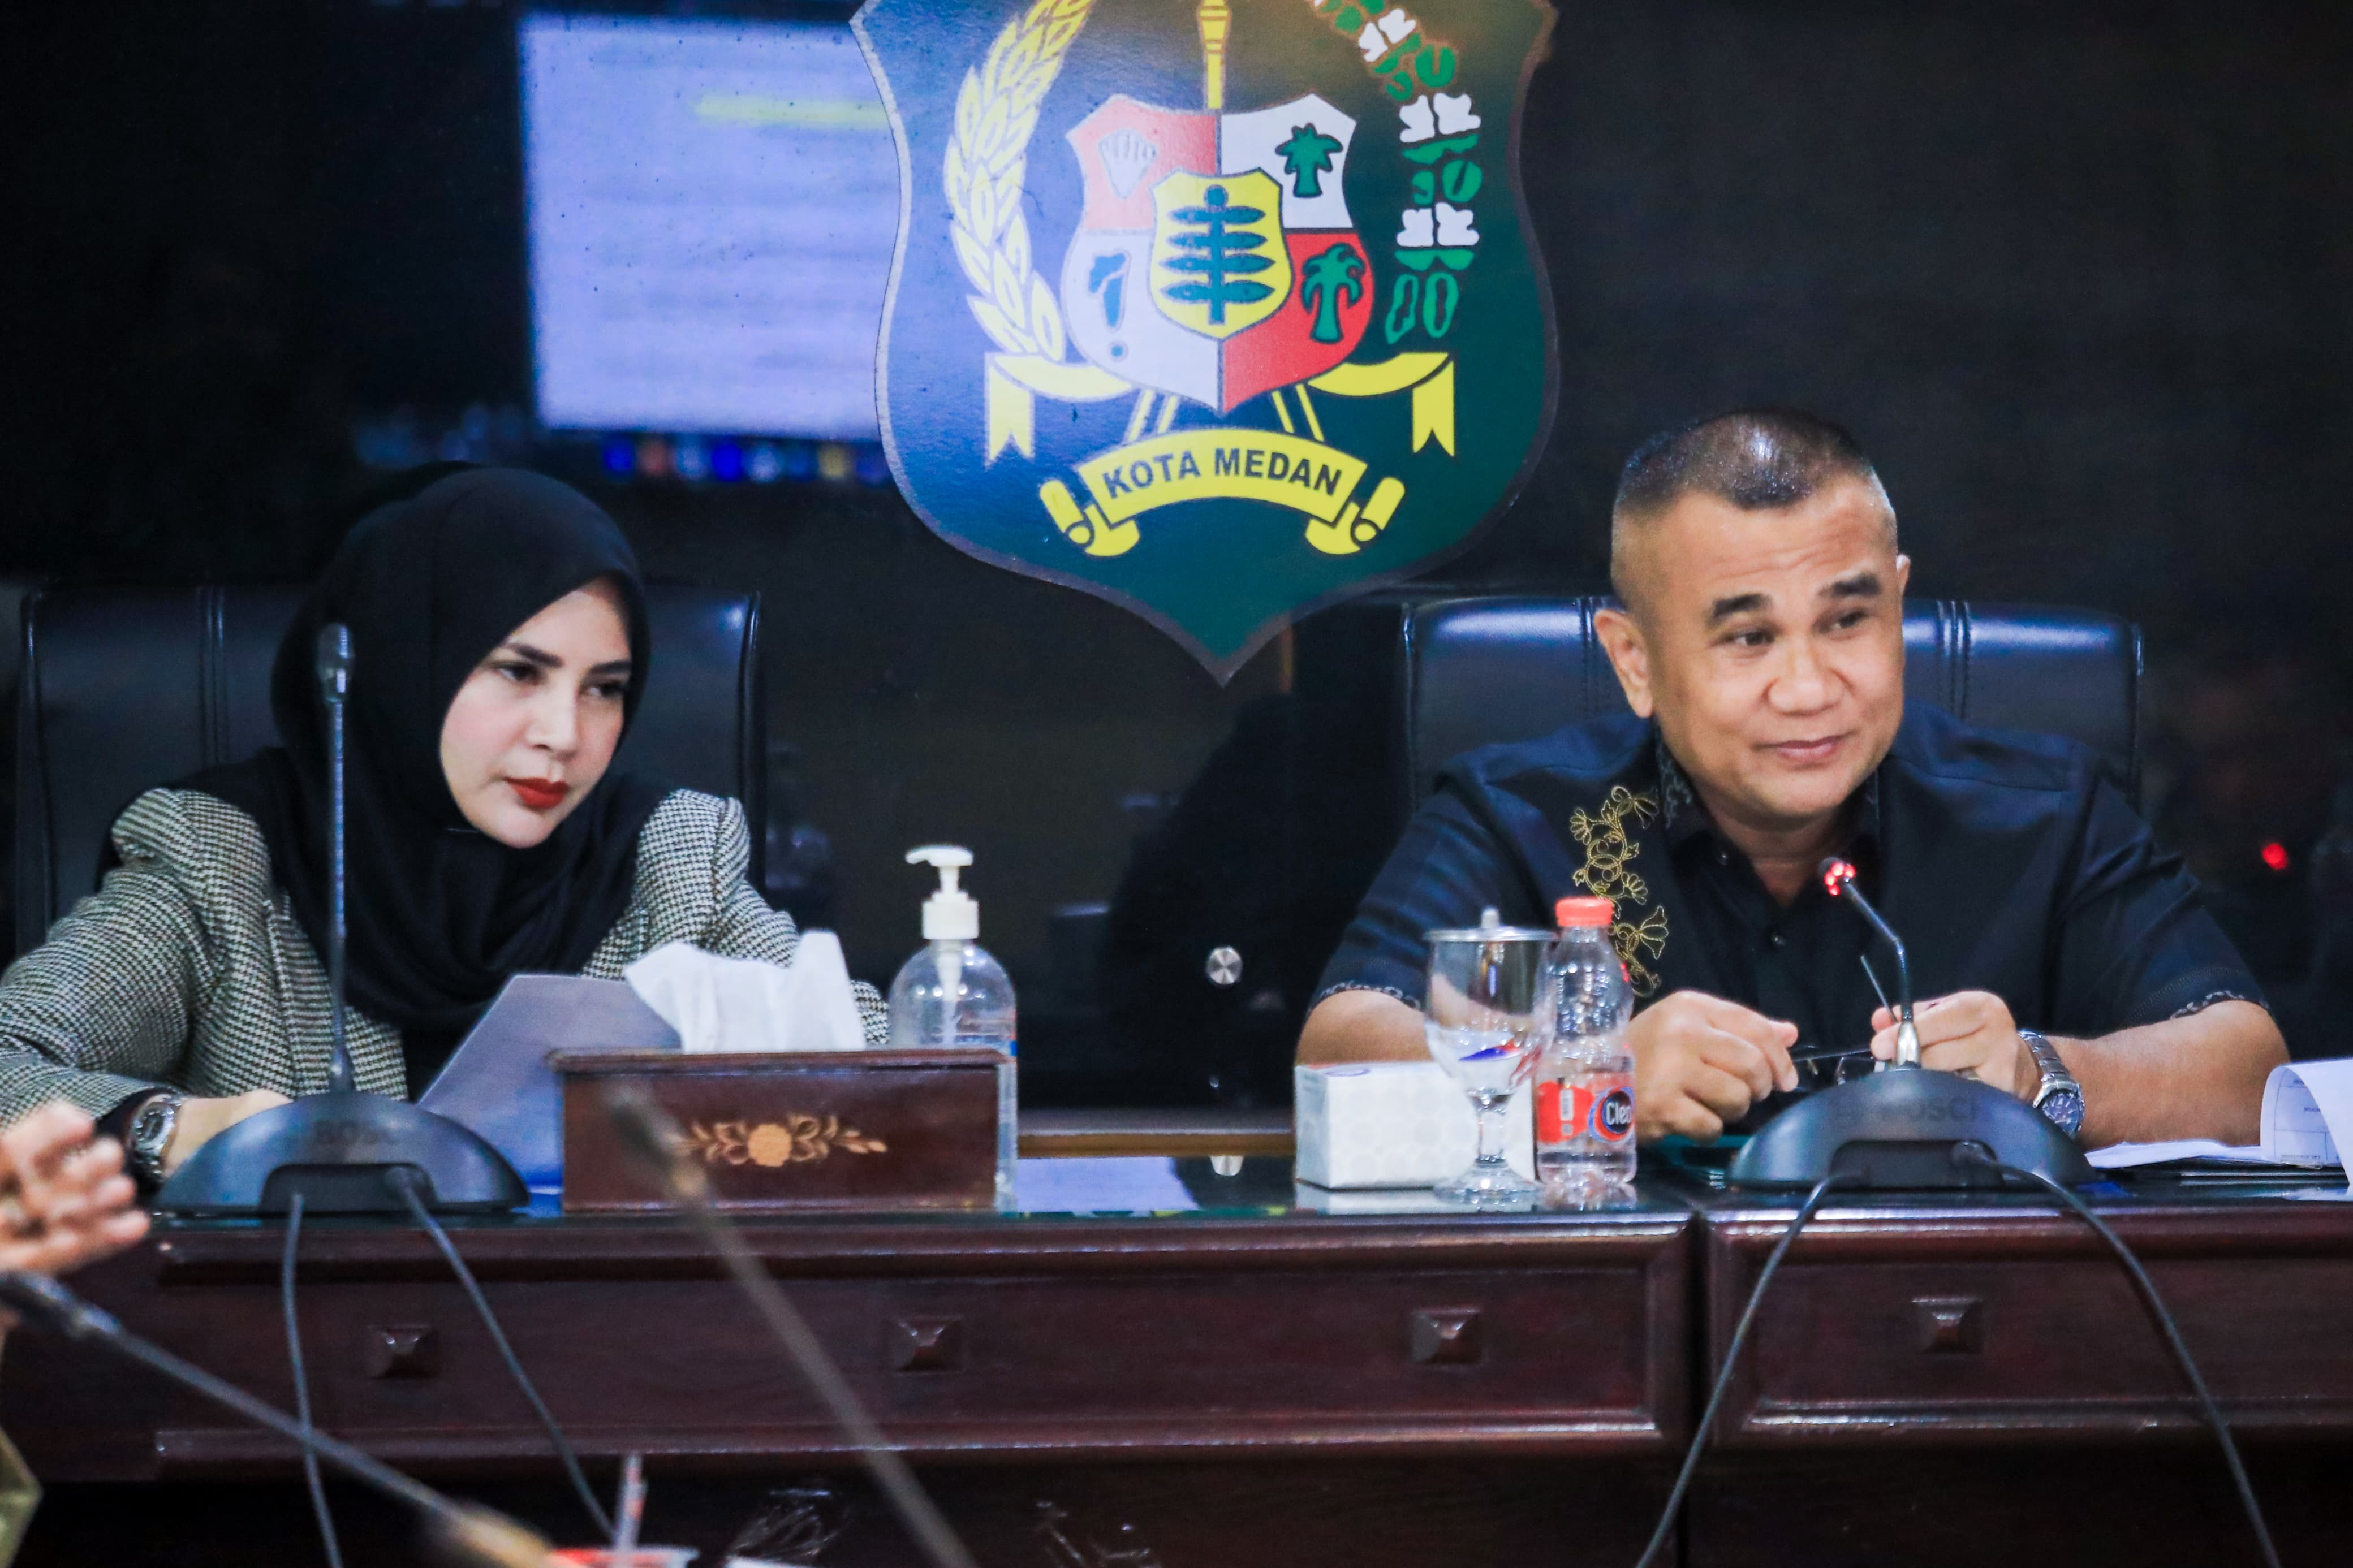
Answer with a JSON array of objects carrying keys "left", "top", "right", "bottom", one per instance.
[
  {"left": 130, "top": 1098, "right": 176, "bottom": 1160},
  {"left": 2038, "top": 1088, "right": 2085, "bottom": 1137}
]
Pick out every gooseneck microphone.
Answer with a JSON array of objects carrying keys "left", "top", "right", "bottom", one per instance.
[
  {"left": 1817, "top": 857, "right": 1920, "bottom": 1066},
  {"left": 1726, "top": 857, "right": 2093, "bottom": 1190},
  {"left": 316, "top": 624, "right": 356, "bottom": 1096},
  {"left": 0, "top": 1271, "right": 550, "bottom": 1567},
  {"left": 1670, "top": 862, "right": 2268, "bottom": 1568},
  {"left": 156, "top": 624, "right": 525, "bottom": 1216},
  {"left": 153, "top": 625, "right": 609, "bottom": 1556}
]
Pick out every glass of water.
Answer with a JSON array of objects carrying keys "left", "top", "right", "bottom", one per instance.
[{"left": 1423, "top": 910, "right": 1552, "bottom": 1205}]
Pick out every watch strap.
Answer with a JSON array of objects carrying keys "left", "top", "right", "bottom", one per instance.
[
  {"left": 2018, "top": 1029, "right": 2084, "bottom": 1133},
  {"left": 2019, "top": 1029, "right": 2071, "bottom": 1086}
]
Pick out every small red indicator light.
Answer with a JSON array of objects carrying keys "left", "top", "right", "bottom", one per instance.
[{"left": 2261, "top": 842, "right": 2291, "bottom": 874}]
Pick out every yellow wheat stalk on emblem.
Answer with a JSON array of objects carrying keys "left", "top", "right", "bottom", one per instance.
[{"left": 946, "top": 0, "right": 1097, "bottom": 362}]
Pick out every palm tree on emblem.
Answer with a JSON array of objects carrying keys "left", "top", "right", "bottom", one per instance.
[
  {"left": 1299, "top": 243, "right": 1366, "bottom": 345},
  {"left": 1277, "top": 123, "right": 1343, "bottom": 198}
]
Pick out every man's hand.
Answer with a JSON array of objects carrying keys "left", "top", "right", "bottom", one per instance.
[
  {"left": 1865, "top": 996, "right": 2285, "bottom": 1146},
  {"left": 162, "top": 1091, "right": 291, "bottom": 1176},
  {"left": 1630, "top": 991, "right": 1800, "bottom": 1142},
  {"left": 1298, "top": 989, "right": 1432, "bottom": 1065},
  {"left": 1869, "top": 991, "right": 2031, "bottom": 1096},
  {"left": 0, "top": 1104, "right": 149, "bottom": 1281}
]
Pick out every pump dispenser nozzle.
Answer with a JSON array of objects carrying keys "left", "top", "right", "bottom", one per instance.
[{"left": 906, "top": 845, "right": 980, "bottom": 941}]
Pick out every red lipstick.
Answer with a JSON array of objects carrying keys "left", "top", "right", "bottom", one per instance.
[{"left": 509, "top": 778, "right": 570, "bottom": 811}]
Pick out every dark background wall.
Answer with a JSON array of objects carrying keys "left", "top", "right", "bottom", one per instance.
[{"left": 5, "top": 0, "right": 2349, "bottom": 1102}]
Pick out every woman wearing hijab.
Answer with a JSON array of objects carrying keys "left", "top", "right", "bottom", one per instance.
[{"left": 0, "top": 468, "right": 884, "bottom": 1184}]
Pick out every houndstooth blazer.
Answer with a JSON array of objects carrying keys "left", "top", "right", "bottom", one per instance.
[{"left": 0, "top": 786, "right": 886, "bottom": 1126}]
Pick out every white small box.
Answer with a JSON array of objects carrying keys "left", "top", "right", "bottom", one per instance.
[{"left": 1294, "top": 1061, "right": 1536, "bottom": 1189}]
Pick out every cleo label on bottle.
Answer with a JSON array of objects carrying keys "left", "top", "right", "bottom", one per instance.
[
  {"left": 1538, "top": 1082, "right": 1635, "bottom": 1143},
  {"left": 1594, "top": 1087, "right": 1635, "bottom": 1142}
]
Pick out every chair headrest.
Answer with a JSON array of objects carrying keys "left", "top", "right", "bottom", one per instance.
[
  {"left": 15, "top": 583, "right": 765, "bottom": 954},
  {"left": 1402, "top": 596, "right": 2141, "bottom": 805}
]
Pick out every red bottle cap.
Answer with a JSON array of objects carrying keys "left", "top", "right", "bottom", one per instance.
[{"left": 1555, "top": 896, "right": 1615, "bottom": 928}]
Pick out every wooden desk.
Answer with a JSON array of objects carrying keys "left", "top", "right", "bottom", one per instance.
[
  {"left": 1688, "top": 1172, "right": 2353, "bottom": 1567},
  {"left": 1, "top": 1163, "right": 1688, "bottom": 1566},
  {"left": 9, "top": 1160, "right": 2352, "bottom": 1567}
]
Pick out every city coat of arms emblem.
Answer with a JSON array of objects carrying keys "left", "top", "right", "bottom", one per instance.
[{"left": 855, "top": 0, "right": 1557, "bottom": 677}]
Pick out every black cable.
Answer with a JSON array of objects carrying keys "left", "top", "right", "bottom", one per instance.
[
  {"left": 1634, "top": 1173, "right": 1850, "bottom": 1568},
  {"left": 282, "top": 1194, "right": 345, "bottom": 1568},
  {"left": 0, "top": 1270, "right": 553, "bottom": 1567},
  {"left": 1957, "top": 1147, "right": 2283, "bottom": 1568},
  {"left": 390, "top": 1172, "right": 615, "bottom": 1542},
  {"left": 602, "top": 1086, "right": 981, "bottom": 1568}
]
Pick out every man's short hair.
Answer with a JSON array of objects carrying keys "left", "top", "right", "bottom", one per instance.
[{"left": 1609, "top": 409, "right": 1894, "bottom": 608}]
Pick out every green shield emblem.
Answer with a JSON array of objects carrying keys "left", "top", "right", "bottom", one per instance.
[{"left": 854, "top": 0, "right": 1558, "bottom": 678}]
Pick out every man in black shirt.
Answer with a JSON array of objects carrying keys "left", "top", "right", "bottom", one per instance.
[{"left": 1302, "top": 410, "right": 2283, "bottom": 1147}]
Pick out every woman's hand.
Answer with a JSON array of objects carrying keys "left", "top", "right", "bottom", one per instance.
[
  {"left": 162, "top": 1090, "right": 291, "bottom": 1177},
  {"left": 0, "top": 1104, "right": 149, "bottom": 1280}
]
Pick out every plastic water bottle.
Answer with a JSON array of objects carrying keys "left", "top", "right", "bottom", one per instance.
[
  {"left": 888, "top": 846, "right": 1018, "bottom": 1205},
  {"left": 1536, "top": 896, "right": 1636, "bottom": 1203}
]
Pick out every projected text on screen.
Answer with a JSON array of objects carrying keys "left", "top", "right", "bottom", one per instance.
[{"left": 523, "top": 15, "right": 897, "bottom": 440}]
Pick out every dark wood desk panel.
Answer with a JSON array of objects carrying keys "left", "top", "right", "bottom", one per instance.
[
  {"left": 1680, "top": 1180, "right": 2353, "bottom": 1568},
  {"left": 1698, "top": 1188, "right": 2353, "bottom": 1447},
  {"left": 1684, "top": 1445, "right": 2345, "bottom": 1568},
  {"left": 29, "top": 1165, "right": 2353, "bottom": 1567},
  {"left": 4, "top": 1202, "right": 1693, "bottom": 1485}
]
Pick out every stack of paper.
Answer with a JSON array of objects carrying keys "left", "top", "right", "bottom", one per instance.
[{"left": 418, "top": 974, "right": 680, "bottom": 1190}]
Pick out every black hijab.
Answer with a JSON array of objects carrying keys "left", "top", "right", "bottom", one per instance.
[{"left": 189, "top": 468, "right": 669, "bottom": 1074}]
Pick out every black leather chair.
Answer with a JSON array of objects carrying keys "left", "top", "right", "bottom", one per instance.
[
  {"left": 15, "top": 584, "right": 764, "bottom": 955},
  {"left": 1401, "top": 597, "right": 2141, "bottom": 806}
]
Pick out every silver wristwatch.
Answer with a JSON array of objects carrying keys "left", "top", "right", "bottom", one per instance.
[
  {"left": 2018, "top": 1030, "right": 2084, "bottom": 1138},
  {"left": 126, "top": 1093, "right": 182, "bottom": 1185}
]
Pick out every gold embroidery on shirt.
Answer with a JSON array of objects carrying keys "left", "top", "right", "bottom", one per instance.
[{"left": 1567, "top": 785, "right": 1669, "bottom": 997}]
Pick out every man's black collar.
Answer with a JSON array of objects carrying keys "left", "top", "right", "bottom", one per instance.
[{"left": 1651, "top": 728, "right": 1883, "bottom": 861}]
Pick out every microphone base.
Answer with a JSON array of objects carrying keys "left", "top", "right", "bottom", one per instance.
[
  {"left": 1726, "top": 1068, "right": 2095, "bottom": 1190},
  {"left": 154, "top": 1094, "right": 527, "bottom": 1216}
]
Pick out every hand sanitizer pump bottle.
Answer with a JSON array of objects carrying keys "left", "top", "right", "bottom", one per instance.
[{"left": 889, "top": 846, "right": 1016, "bottom": 1206}]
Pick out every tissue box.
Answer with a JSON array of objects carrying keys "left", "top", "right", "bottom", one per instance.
[
  {"left": 555, "top": 1049, "right": 1008, "bottom": 1212},
  {"left": 1294, "top": 1061, "right": 1536, "bottom": 1189}
]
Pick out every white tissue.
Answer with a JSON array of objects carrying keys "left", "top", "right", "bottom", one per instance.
[{"left": 624, "top": 935, "right": 867, "bottom": 1055}]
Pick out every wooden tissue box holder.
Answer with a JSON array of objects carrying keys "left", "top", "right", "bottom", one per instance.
[{"left": 554, "top": 1049, "right": 1007, "bottom": 1213}]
